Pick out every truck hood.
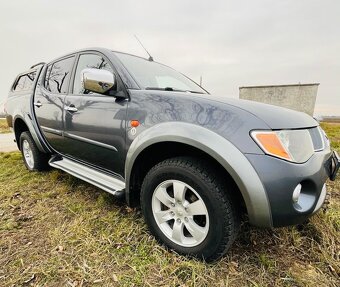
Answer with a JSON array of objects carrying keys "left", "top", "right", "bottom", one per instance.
[
  {"left": 133, "top": 90, "right": 318, "bottom": 130},
  {"left": 198, "top": 94, "right": 318, "bottom": 130}
]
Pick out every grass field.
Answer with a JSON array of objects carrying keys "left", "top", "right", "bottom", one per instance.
[
  {"left": 0, "top": 118, "right": 11, "bottom": 134},
  {"left": 0, "top": 123, "right": 339, "bottom": 286}
]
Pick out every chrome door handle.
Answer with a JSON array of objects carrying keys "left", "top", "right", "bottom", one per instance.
[
  {"left": 65, "top": 106, "right": 78, "bottom": 113},
  {"left": 34, "top": 101, "right": 42, "bottom": 108}
]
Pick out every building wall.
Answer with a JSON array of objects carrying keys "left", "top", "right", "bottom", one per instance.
[{"left": 239, "top": 84, "right": 319, "bottom": 116}]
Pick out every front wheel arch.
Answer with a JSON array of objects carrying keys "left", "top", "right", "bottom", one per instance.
[
  {"left": 127, "top": 141, "right": 246, "bottom": 213},
  {"left": 124, "top": 122, "right": 272, "bottom": 227}
]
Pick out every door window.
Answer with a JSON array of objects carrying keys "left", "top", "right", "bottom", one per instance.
[
  {"left": 73, "top": 54, "right": 113, "bottom": 95},
  {"left": 45, "top": 56, "right": 75, "bottom": 94},
  {"left": 13, "top": 71, "right": 37, "bottom": 92},
  {"left": 14, "top": 75, "right": 26, "bottom": 91}
]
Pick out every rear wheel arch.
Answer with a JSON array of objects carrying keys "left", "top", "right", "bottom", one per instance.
[
  {"left": 14, "top": 117, "right": 29, "bottom": 149},
  {"left": 13, "top": 116, "right": 50, "bottom": 153}
]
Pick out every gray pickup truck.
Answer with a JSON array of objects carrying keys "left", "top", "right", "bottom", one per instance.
[{"left": 5, "top": 47, "right": 339, "bottom": 261}]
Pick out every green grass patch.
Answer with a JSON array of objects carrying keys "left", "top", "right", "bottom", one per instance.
[
  {"left": 321, "top": 122, "right": 340, "bottom": 152},
  {"left": 0, "top": 124, "right": 339, "bottom": 286}
]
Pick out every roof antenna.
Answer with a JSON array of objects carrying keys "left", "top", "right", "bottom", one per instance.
[{"left": 134, "top": 35, "right": 154, "bottom": 61}]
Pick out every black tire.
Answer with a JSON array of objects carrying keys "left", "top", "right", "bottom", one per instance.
[
  {"left": 19, "top": 131, "right": 50, "bottom": 171},
  {"left": 140, "top": 156, "right": 239, "bottom": 262}
]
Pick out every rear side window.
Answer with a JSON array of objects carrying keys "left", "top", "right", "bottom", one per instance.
[
  {"left": 45, "top": 56, "right": 75, "bottom": 94},
  {"left": 13, "top": 71, "right": 37, "bottom": 92}
]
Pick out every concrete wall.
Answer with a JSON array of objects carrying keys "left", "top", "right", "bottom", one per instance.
[{"left": 239, "top": 83, "right": 319, "bottom": 116}]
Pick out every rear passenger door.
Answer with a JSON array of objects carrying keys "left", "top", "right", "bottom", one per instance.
[
  {"left": 34, "top": 56, "right": 75, "bottom": 151},
  {"left": 62, "top": 52, "right": 128, "bottom": 176}
]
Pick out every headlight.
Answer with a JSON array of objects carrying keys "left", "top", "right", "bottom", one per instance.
[
  {"left": 251, "top": 130, "right": 314, "bottom": 163},
  {"left": 318, "top": 126, "right": 330, "bottom": 149}
]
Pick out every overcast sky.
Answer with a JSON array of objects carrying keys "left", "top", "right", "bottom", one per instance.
[{"left": 0, "top": 0, "right": 339, "bottom": 115}]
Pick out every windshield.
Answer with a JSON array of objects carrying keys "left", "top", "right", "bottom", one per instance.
[{"left": 114, "top": 52, "right": 207, "bottom": 94}]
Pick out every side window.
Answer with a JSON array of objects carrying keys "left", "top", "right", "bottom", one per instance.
[
  {"left": 13, "top": 71, "right": 37, "bottom": 92},
  {"left": 44, "top": 65, "right": 52, "bottom": 90},
  {"left": 24, "top": 71, "right": 36, "bottom": 90},
  {"left": 14, "top": 76, "right": 26, "bottom": 92},
  {"left": 73, "top": 54, "right": 113, "bottom": 95},
  {"left": 45, "top": 56, "right": 75, "bottom": 94}
]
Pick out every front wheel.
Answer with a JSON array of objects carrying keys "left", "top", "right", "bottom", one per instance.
[{"left": 141, "top": 156, "right": 239, "bottom": 262}]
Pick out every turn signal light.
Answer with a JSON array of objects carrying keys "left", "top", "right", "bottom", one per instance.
[
  {"left": 130, "top": 120, "right": 140, "bottom": 127},
  {"left": 252, "top": 132, "right": 292, "bottom": 161}
]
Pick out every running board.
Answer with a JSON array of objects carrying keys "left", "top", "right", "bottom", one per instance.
[{"left": 49, "top": 157, "right": 125, "bottom": 199}]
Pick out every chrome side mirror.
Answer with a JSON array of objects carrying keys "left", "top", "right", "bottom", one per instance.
[{"left": 81, "top": 68, "right": 116, "bottom": 95}]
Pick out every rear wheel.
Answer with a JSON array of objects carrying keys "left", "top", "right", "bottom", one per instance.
[
  {"left": 20, "top": 131, "right": 50, "bottom": 171},
  {"left": 141, "top": 156, "right": 239, "bottom": 262}
]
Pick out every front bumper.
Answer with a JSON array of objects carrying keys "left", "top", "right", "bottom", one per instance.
[
  {"left": 329, "top": 151, "right": 340, "bottom": 181},
  {"left": 246, "top": 149, "right": 337, "bottom": 227}
]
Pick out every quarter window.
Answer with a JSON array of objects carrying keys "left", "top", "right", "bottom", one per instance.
[
  {"left": 45, "top": 56, "right": 75, "bottom": 94},
  {"left": 13, "top": 71, "right": 37, "bottom": 92},
  {"left": 73, "top": 54, "right": 113, "bottom": 95}
]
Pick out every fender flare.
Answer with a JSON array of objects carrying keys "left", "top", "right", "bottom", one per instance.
[
  {"left": 125, "top": 122, "right": 272, "bottom": 227},
  {"left": 13, "top": 113, "right": 49, "bottom": 153}
]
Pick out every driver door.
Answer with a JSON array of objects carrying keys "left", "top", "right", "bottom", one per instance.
[{"left": 62, "top": 53, "right": 128, "bottom": 177}]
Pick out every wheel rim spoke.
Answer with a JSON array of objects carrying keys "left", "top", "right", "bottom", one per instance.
[
  {"left": 186, "top": 200, "right": 207, "bottom": 216},
  {"left": 154, "top": 186, "right": 174, "bottom": 208},
  {"left": 184, "top": 218, "right": 206, "bottom": 242},
  {"left": 22, "top": 140, "right": 34, "bottom": 168},
  {"left": 173, "top": 181, "right": 186, "bottom": 203},
  {"left": 154, "top": 210, "right": 173, "bottom": 224},
  {"left": 172, "top": 221, "right": 184, "bottom": 243}
]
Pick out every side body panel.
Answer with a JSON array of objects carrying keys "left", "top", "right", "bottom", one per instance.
[
  {"left": 34, "top": 88, "right": 65, "bottom": 151},
  {"left": 63, "top": 94, "right": 128, "bottom": 176}
]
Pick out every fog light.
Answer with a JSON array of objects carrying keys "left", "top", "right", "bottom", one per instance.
[{"left": 292, "top": 184, "right": 302, "bottom": 203}]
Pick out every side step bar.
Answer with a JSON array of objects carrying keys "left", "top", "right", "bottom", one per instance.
[{"left": 49, "top": 157, "right": 125, "bottom": 199}]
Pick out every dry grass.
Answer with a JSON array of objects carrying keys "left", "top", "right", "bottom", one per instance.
[
  {"left": 0, "top": 118, "right": 11, "bottom": 134},
  {"left": 0, "top": 124, "right": 339, "bottom": 286}
]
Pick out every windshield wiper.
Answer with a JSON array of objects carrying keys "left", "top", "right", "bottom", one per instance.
[
  {"left": 186, "top": 90, "right": 205, "bottom": 94},
  {"left": 146, "top": 87, "right": 180, "bottom": 92},
  {"left": 145, "top": 87, "right": 204, "bottom": 94}
]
